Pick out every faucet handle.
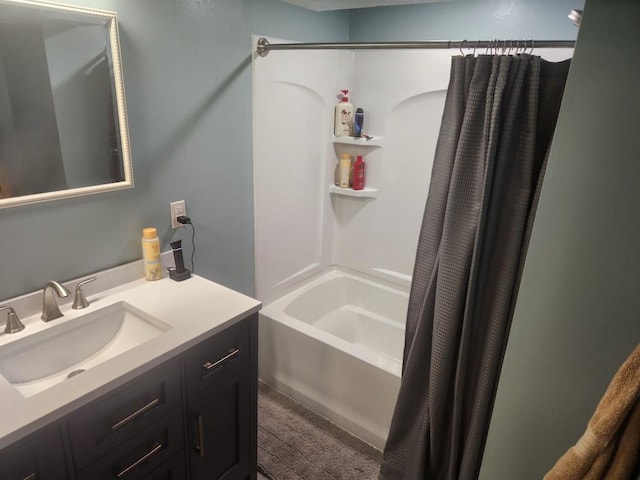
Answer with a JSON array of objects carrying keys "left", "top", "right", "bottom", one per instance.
[
  {"left": 0, "top": 306, "right": 25, "bottom": 334},
  {"left": 72, "top": 277, "right": 97, "bottom": 310}
]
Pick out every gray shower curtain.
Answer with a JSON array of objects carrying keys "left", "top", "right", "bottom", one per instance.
[{"left": 379, "top": 54, "right": 571, "bottom": 480}]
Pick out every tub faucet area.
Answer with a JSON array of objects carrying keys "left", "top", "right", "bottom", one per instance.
[{"left": 41, "top": 281, "right": 71, "bottom": 322}]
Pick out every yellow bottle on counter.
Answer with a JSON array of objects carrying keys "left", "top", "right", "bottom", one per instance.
[{"left": 142, "top": 227, "right": 162, "bottom": 281}]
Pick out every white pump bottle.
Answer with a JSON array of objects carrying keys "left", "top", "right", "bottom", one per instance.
[{"left": 334, "top": 89, "right": 354, "bottom": 137}]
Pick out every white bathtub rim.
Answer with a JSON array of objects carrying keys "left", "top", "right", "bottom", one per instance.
[
  {"left": 262, "top": 266, "right": 409, "bottom": 313},
  {"left": 262, "top": 265, "right": 410, "bottom": 308}
]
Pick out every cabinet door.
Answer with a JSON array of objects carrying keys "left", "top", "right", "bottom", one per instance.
[
  {"left": 188, "top": 366, "right": 251, "bottom": 480},
  {"left": 0, "top": 426, "right": 69, "bottom": 480}
]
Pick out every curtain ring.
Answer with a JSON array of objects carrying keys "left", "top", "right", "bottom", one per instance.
[
  {"left": 487, "top": 39, "right": 495, "bottom": 55},
  {"left": 529, "top": 39, "right": 535, "bottom": 54},
  {"left": 459, "top": 39, "right": 466, "bottom": 56},
  {"left": 473, "top": 40, "right": 478, "bottom": 57}
]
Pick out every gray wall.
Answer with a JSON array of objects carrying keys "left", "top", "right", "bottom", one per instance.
[
  {"left": 481, "top": 0, "right": 640, "bottom": 478},
  {"left": 0, "top": 0, "right": 348, "bottom": 300}
]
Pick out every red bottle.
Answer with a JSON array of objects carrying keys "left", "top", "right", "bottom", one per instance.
[{"left": 352, "top": 155, "right": 366, "bottom": 190}]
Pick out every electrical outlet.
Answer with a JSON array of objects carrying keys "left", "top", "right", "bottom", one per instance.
[{"left": 170, "top": 200, "right": 186, "bottom": 229}]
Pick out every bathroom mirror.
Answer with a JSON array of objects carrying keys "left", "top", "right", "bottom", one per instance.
[{"left": 0, "top": 0, "right": 132, "bottom": 209}]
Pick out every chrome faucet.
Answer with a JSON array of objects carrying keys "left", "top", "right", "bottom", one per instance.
[
  {"left": 0, "top": 306, "right": 25, "bottom": 334},
  {"left": 41, "top": 281, "right": 71, "bottom": 322}
]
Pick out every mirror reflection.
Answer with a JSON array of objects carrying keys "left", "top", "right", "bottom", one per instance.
[{"left": 0, "top": 0, "right": 132, "bottom": 208}]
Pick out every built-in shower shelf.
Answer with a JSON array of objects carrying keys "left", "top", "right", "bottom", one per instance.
[
  {"left": 332, "top": 135, "right": 383, "bottom": 148},
  {"left": 329, "top": 185, "right": 378, "bottom": 198}
]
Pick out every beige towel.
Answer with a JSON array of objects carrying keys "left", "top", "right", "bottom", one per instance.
[{"left": 545, "top": 343, "right": 640, "bottom": 480}]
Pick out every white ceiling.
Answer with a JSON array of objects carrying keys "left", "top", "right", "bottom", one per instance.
[{"left": 278, "top": 0, "right": 450, "bottom": 12}]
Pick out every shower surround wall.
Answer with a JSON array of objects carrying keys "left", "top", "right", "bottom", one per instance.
[
  {"left": 253, "top": 36, "right": 452, "bottom": 300},
  {"left": 253, "top": 35, "right": 354, "bottom": 303},
  {"left": 337, "top": 50, "right": 451, "bottom": 283}
]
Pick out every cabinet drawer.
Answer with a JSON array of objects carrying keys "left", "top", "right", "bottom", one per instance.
[
  {"left": 77, "top": 408, "right": 184, "bottom": 480},
  {"left": 142, "top": 452, "right": 187, "bottom": 480},
  {"left": 68, "top": 361, "right": 181, "bottom": 469},
  {"left": 0, "top": 426, "right": 69, "bottom": 480},
  {"left": 184, "top": 318, "right": 250, "bottom": 398}
]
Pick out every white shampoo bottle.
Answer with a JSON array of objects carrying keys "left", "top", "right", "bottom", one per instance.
[{"left": 334, "top": 90, "right": 354, "bottom": 137}]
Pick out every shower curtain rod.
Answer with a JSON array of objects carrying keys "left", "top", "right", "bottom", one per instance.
[{"left": 256, "top": 37, "right": 575, "bottom": 57}]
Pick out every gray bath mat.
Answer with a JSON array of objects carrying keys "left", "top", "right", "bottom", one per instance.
[{"left": 257, "top": 381, "right": 382, "bottom": 479}]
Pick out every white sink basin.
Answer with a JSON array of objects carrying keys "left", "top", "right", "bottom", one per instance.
[{"left": 0, "top": 302, "right": 171, "bottom": 397}]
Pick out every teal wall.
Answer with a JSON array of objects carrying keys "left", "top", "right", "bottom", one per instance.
[
  {"left": 0, "top": 0, "right": 348, "bottom": 300},
  {"left": 349, "top": 0, "right": 582, "bottom": 42}
]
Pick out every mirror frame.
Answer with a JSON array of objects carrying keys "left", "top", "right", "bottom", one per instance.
[{"left": 0, "top": 0, "right": 133, "bottom": 209}]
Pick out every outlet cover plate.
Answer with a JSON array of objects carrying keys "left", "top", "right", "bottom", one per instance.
[{"left": 170, "top": 200, "right": 186, "bottom": 229}]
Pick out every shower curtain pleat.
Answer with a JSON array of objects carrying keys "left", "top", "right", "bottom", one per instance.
[{"left": 379, "top": 54, "right": 570, "bottom": 480}]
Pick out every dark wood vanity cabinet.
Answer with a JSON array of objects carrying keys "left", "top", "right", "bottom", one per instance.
[{"left": 0, "top": 314, "right": 258, "bottom": 480}]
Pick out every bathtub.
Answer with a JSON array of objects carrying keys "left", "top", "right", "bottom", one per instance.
[{"left": 258, "top": 267, "right": 408, "bottom": 449}]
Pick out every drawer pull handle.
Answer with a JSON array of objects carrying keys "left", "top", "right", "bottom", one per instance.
[
  {"left": 116, "top": 442, "right": 163, "bottom": 478},
  {"left": 23, "top": 474, "right": 37, "bottom": 480},
  {"left": 202, "top": 348, "right": 240, "bottom": 372},
  {"left": 194, "top": 414, "right": 205, "bottom": 458},
  {"left": 111, "top": 398, "right": 161, "bottom": 431}
]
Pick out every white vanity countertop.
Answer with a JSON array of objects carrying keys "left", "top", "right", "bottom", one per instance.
[{"left": 0, "top": 273, "right": 261, "bottom": 449}]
